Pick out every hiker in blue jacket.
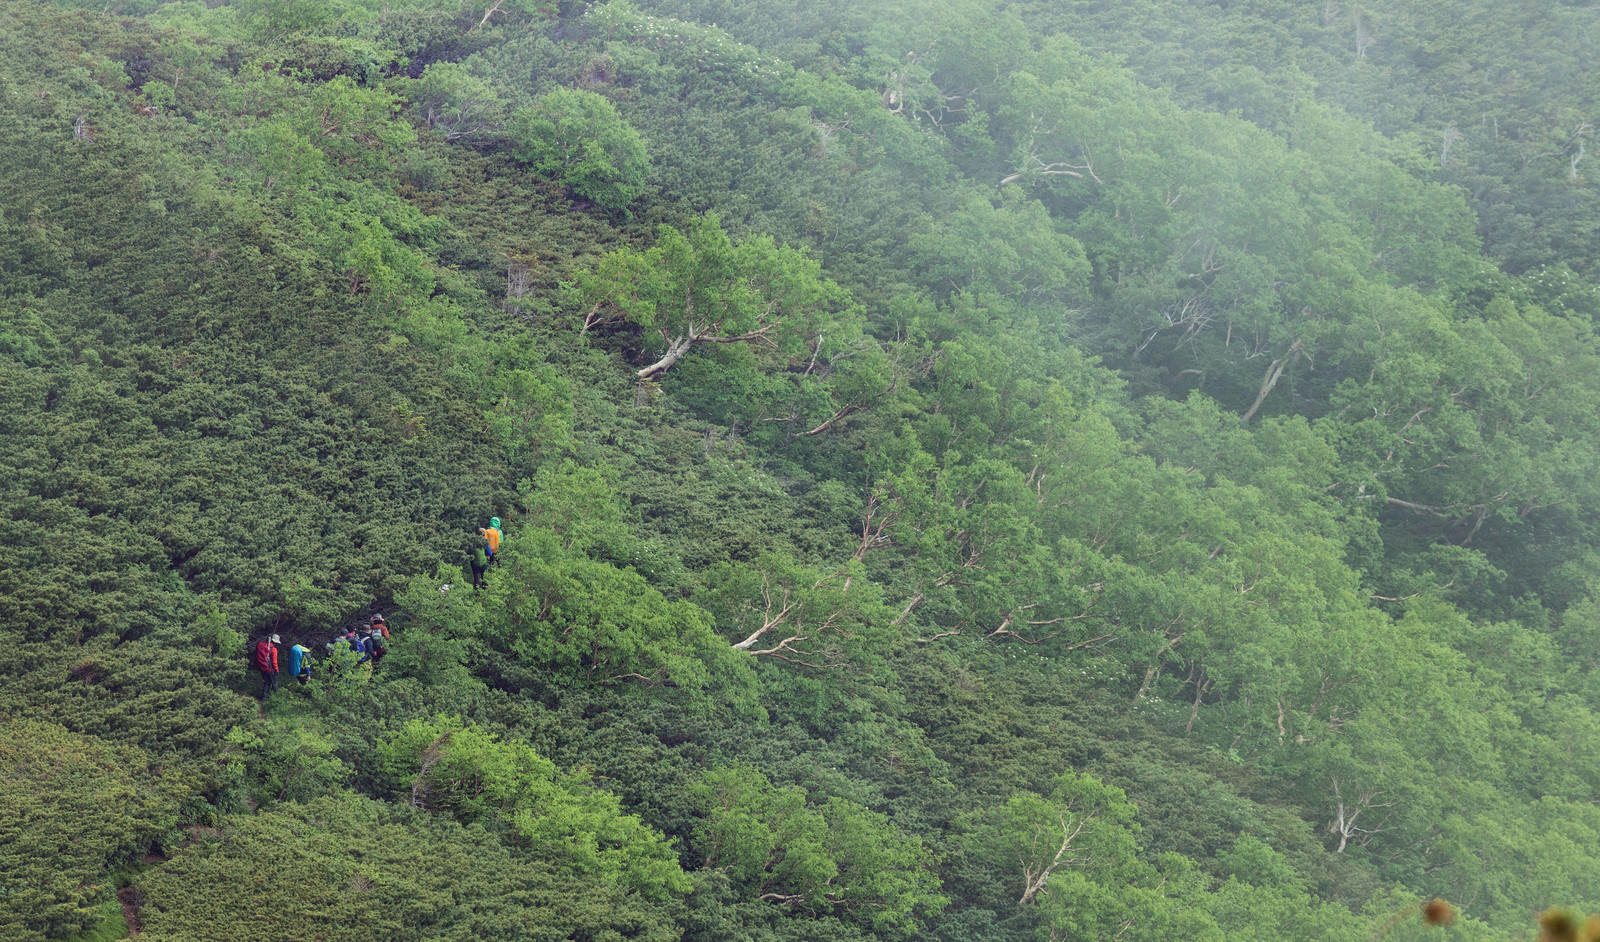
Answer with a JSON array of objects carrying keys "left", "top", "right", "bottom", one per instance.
[
  {"left": 345, "top": 626, "right": 372, "bottom": 667},
  {"left": 287, "top": 642, "right": 312, "bottom": 685}
]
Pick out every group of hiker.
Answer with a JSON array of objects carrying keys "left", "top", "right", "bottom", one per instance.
[
  {"left": 250, "top": 518, "right": 504, "bottom": 699},
  {"left": 324, "top": 614, "right": 392, "bottom": 673},
  {"left": 251, "top": 614, "right": 391, "bottom": 699}
]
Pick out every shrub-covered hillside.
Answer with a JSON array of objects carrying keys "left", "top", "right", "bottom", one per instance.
[{"left": 4, "top": 1, "right": 1600, "bottom": 939}]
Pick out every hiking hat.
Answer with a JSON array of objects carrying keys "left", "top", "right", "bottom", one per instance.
[{"left": 270, "top": 634, "right": 281, "bottom": 643}]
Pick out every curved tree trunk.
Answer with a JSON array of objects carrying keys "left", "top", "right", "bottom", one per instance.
[{"left": 636, "top": 335, "right": 695, "bottom": 380}]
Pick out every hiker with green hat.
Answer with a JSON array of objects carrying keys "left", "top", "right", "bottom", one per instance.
[{"left": 479, "top": 517, "right": 502, "bottom": 565}]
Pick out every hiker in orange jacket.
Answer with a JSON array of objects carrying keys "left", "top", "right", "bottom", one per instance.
[{"left": 478, "top": 517, "right": 502, "bottom": 563}]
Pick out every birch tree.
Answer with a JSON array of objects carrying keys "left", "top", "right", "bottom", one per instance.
[{"left": 571, "top": 212, "right": 850, "bottom": 381}]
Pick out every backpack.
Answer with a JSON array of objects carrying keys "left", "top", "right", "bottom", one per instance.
[{"left": 253, "top": 640, "right": 276, "bottom": 671}]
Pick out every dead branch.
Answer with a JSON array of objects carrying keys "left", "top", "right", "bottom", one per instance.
[
  {"left": 411, "top": 730, "right": 456, "bottom": 811},
  {"left": 1019, "top": 810, "right": 1092, "bottom": 905},
  {"left": 1240, "top": 338, "right": 1304, "bottom": 423}
]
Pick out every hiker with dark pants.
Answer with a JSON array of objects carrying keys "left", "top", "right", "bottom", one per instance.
[
  {"left": 479, "top": 517, "right": 502, "bottom": 565},
  {"left": 470, "top": 543, "right": 489, "bottom": 590},
  {"left": 339, "top": 626, "right": 370, "bottom": 667},
  {"left": 364, "top": 625, "right": 387, "bottom": 669},
  {"left": 254, "top": 634, "right": 281, "bottom": 699},
  {"left": 289, "top": 642, "right": 312, "bottom": 685}
]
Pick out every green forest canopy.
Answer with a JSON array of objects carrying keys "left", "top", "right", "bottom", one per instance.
[{"left": 2, "top": 0, "right": 1600, "bottom": 939}]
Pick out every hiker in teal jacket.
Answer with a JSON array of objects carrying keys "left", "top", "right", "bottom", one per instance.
[{"left": 288, "top": 643, "right": 312, "bottom": 685}]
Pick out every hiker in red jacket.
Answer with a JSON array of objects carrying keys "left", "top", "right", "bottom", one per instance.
[{"left": 254, "top": 634, "right": 281, "bottom": 699}]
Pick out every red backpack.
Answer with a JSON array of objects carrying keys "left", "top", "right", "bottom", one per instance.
[{"left": 253, "top": 639, "right": 277, "bottom": 671}]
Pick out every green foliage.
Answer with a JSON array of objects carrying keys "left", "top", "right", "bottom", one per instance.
[
  {"left": 570, "top": 211, "right": 854, "bottom": 384},
  {"left": 696, "top": 552, "right": 893, "bottom": 674},
  {"left": 234, "top": 0, "right": 340, "bottom": 42},
  {"left": 136, "top": 793, "right": 684, "bottom": 941},
  {"left": 226, "top": 720, "right": 353, "bottom": 805},
  {"left": 1009, "top": 0, "right": 1600, "bottom": 281},
  {"left": 377, "top": 715, "right": 692, "bottom": 899},
  {"left": 479, "top": 531, "right": 762, "bottom": 713},
  {"left": 957, "top": 770, "right": 1138, "bottom": 910},
  {"left": 515, "top": 459, "right": 628, "bottom": 555},
  {"left": 509, "top": 86, "right": 650, "bottom": 210},
  {"left": 6, "top": 0, "right": 1600, "bottom": 938},
  {"left": 688, "top": 763, "right": 945, "bottom": 937},
  {"left": 407, "top": 61, "right": 507, "bottom": 144},
  {"left": 57, "top": 899, "right": 129, "bottom": 942},
  {"left": 0, "top": 721, "right": 188, "bottom": 942},
  {"left": 479, "top": 336, "right": 575, "bottom": 471}
]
